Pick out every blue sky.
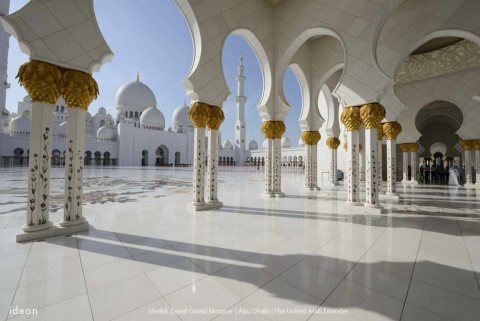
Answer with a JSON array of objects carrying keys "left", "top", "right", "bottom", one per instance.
[{"left": 5, "top": 0, "right": 302, "bottom": 145}]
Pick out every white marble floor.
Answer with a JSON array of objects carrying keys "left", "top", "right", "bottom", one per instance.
[{"left": 1, "top": 167, "right": 480, "bottom": 321}]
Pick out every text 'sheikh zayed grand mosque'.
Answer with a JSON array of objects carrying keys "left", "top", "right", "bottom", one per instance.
[{"left": 1, "top": 0, "right": 480, "bottom": 320}]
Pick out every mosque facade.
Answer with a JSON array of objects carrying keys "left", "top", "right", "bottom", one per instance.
[{"left": 0, "top": 54, "right": 316, "bottom": 170}]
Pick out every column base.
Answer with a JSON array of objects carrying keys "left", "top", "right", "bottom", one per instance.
[
  {"left": 410, "top": 180, "right": 419, "bottom": 185},
  {"left": 59, "top": 216, "right": 87, "bottom": 227},
  {"left": 264, "top": 192, "right": 285, "bottom": 198},
  {"left": 190, "top": 202, "right": 212, "bottom": 211},
  {"left": 464, "top": 183, "right": 475, "bottom": 188},
  {"left": 17, "top": 220, "right": 89, "bottom": 243},
  {"left": 381, "top": 193, "right": 400, "bottom": 202},
  {"left": 56, "top": 220, "right": 89, "bottom": 236},
  {"left": 22, "top": 221, "right": 54, "bottom": 233},
  {"left": 401, "top": 179, "right": 409, "bottom": 184},
  {"left": 274, "top": 192, "right": 285, "bottom": 198},
  {"left": 363, "top": 203, "right": 382, "bottom": 209},
  {"left": 206, "top": 200, "right": 223, "bottom": 209},
  {"left": 346, "top": 201, "right": 363, "bottom": 206},
  {"left": 306, "top": 186, "right": 321, "bottom": 191}
]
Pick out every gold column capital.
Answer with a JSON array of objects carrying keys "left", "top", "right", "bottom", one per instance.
[
  {"left": 261, "top": 121, "right": 285, "bottom": 139},
  {"left": 377, "top": 124, "right": 384, "bottom": 141},
  {"left": 326, "top": 137, "right": 340, "bottom": 149},
  {"left": 301, "top": 131, "right": 321, "bottom": 145},
  {"left": 461, "top": 139, "right": 475, "bottom": 151},
  {"left": 207, "top": 105, "right": 224, "bottom": 130},
  {"left": 409, "top": 143, "right": 419, "bottom": 152},
  {"left": 382, "top": 121, "right": 402, "bottom": 140},
  {"left": 16, "top": 60, "right": 62, "bottom": 105},
  {"left": 189, "top": 102, "right": 210, "bottom": 128},
  {"left": 343, "top": 142, "right": 348, "bottom": 151},
  {"left": 474, "top": 140, "right": 480, "bottom": 150},
  {"left": 359, "top": 103, "right": 385, "bottom": 129},
  {"left": 340, "top": 106, "right": 362, "bottom": 131},
  {"left": 400, "top": 143, "right": 410, "bottom": 153},
  {"left": 62, "top": 69, "right": 98, "bottom": 110}
]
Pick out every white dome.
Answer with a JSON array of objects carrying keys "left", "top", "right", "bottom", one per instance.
[
  {"left": 172, "top": 102, "right": 193, "bottom": 132},
  {"left": 298, "top": 138, "right": 304, "bottom": 146},
  {"left": 140, "top": 106, "right": 165, "bottom": 130},
  {"left": 281, "top": 137, "right": 291, "bottom": 148},
  {"left": 263, "top": 139, "right": 268, "bottom": 149},
  {"left": 222, "top": 140, "right": 233, "bottom": 150},
  {"left": 98, "top": 107, "right": 107, "bottom": 115},
  {"left": 97, "top": 126, "right": 115, "bottom": 140},
  {"left": 9, "top": 112, "right": 31, "bottom": 132},
  {"left": 115, "top": 79, "right": 156, "bottom": 113},
  {"left": 248, "top": 140, "right": 258, "bottom": 150}
]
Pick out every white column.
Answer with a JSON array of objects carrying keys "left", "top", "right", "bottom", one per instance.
[
  {"left": 206, "top": 129, "right": 222, "bottom": 207},
  {"left": 347, "top": 130, "right": 360, "bottom": 204},
  {"left": 265, "top": 139, "right": 274, "bottom": 196},
  {"left": 364, "top": 127, "right": 380, "bottom": 207},
  {"left": 329, "top": 148, "right": 337, "bottom": 185},
  {"left": 475, "top": 149, "right": 480, "bottom": 187},
  {"left": 386, "top": 139, "right": 397, "bottom": 195},
  {"left": 192, "top": 127, "right": 208, "bottom": 209},
  {"left": 377, "top": 139, "right": 383, "bottom": 193},
  {"left": 273, "top": 138, "right": 284, "bottom": 197},
  {"left": 402, "top": 149, "right": 409, "bottom": 183},
  {"left": 61, "top": 108, "right": 88, "bottom": 227},
  {"left": 410, "top": 150, "right": 419, "bottom": 184},
  {"left": 305, "top": 144, "right": 319, "bottom": 190},
  {"left": 24, "top": 102, "right": 54, "bottom": 232},
  {"left": 465, "top": 149, "right": 474, "bottom": 186}
]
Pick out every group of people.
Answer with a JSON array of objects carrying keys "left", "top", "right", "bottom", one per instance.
[{"left": 418, "top": 164, "right": 461, "bottom": 185}]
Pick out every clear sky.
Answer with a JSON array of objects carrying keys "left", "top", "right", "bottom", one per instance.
[{"left": 5, "top": 0, "right": 303, "bottom": 145}]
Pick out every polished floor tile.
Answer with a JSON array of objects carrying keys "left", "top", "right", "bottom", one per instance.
[{"left": 0, "top": 168, "right": 480, "bottom": 321}]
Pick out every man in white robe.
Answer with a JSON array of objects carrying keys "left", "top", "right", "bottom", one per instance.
[{"left": 449, "top": 164, "right": 460, "bottom": 186}]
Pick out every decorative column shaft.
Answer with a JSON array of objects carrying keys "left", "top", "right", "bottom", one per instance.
[
  {"left": 400, "top": 144, "right": 410, "bottom": 183},
  {"left": 409, "top": 143, "right": 419, "bottom": 184},
  {"left": 301, "top": 131, "right": 321, "bottom": 190},
  {"left": 341, "top": 107, "right": 362, "bottom": 205},
  {"left": 475, "top": 141, "right": 480, "bottom": 187},
  {"left": 377, "top": 126, "right": 383, "bottom": 193},
  {"left": 383, "top": 122, "right": 402, "bottom": 195},
  {"left": 61, "top": 70, "right": 98, "bottom": 227},
  {"left": 206, "top": 106, "right": 224, "bottom": 208},
  {"left": 360, "top": 103, "right": 385, "bottom": 207},
  {"left": 261, "top": 121, "right": 285, "bottom": 197},
  {"left": 326, "top": 137, "right": 340, "bottom": 185},
  {"left": 188, "top": 102, "right": 210, "bottom": 209},
  {"left": 461, "top": 140, "right": 475, "bottom": 186},
  {"left": 17, "top": 61, "right": 62, "bottom": 232}
]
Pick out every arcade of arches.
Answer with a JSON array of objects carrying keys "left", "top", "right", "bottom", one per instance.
[{"left": 1, "top": 1, "right": 480, "bottom": 321}]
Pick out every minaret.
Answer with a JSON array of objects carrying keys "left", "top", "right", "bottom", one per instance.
[
  {"left": 0, "top": 0, "right": 11, "bottom": 111},
  {"left": 235, "top": 52, "right": 247, "bottom": 165}
]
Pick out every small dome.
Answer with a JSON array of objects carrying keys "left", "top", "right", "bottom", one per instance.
[
  {"left": 97, "top": 126, "right": 115, "bottom": 140},
  {"left": 281, "top": 137, "right": 291, "bottom": 148},
  {"left": 85, "top": 112, "right": 92, "bottom": 119},
  {"left": 23, "top": 95, "right": 31, "bottom": 103},
  {"left": 248, "top": 140, "right": 258, "bottom": 150},
  {"left": 172, "top": 102, "right": 193, "bottom": 132},
  {"left": 9, "top": 111, "right": 31, "bottom": 132},
  {"left": 263, "top": 139, "right": 268, "bottom": 149},
  {"left": 298, "top": 138, "right": 304, "bottom": 146},
  {"left": 222, "top": 140, "right": 233, "bottom": 150},
  {"left": 115, "top": 78, "right": 157, "bottom": 113},
  {"left": 140, "top": 106, "right": 165, "bottom": 130},
  {"left": 98, "top": 107, "right": 107, "bottom": 115}
]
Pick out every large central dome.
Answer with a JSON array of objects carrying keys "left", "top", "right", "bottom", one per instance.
[{"left": 115, "top": 77, "right": 157, "bottom": 113}]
